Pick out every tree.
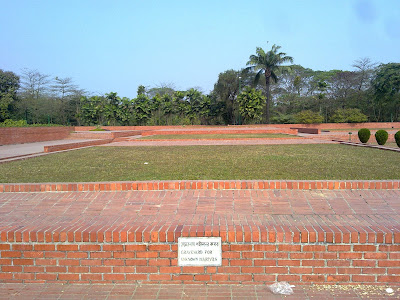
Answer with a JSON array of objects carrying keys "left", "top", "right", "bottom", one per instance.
[
  {"left": 246, "top": 44, "right": 293, "bottom": 123},
  {"left": 213, "top": 70, "right": 240, "bottom": 124},
  {"left": 237, "top": 87, "right": 265, "bottom": 124},
  {"left": 372, "top": 63, "right": 400, "bottom": 121},
  {"left": 0, "top": 69, "right": 20, "bottom": 121}
]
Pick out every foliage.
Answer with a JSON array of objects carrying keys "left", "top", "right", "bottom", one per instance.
[
  {"left": 372, "top": 63, "right": 400, "bottom": 122},
  {"left": 236, "top": 87, "right": 265, "bottom": 124},
  {"left": 375, "top": 129, "right": 389, "bottom": 145},
  {"left": 246, "top": 44, "right": 293, "bottom": 123},
  {"left": 395, "top": 131, "right": 400, "bottom": 148},
  {"left": 0, "top": 119, "right": 62, "bottom": 127},
  {"left": 0, "top": 119, "right": 28, "bottom": 127},
  {"left": 330, "top": 108, "right": 368, "bottom": 123},
  {"left": 358, "top": 128, "right": 371, "bottom": 143},
  {"left": 0, "top": 69, "right": 20, "bottom": 122},
  {"left": 294, "top": 110, "right": 323, "bottom": 124}
]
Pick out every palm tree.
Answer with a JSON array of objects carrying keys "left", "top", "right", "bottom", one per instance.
[{"left": 246, "top": 44, "right": 293, "bottom": 123}]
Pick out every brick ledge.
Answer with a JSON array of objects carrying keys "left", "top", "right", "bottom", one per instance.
[{"left": 0, "top": 180, "right": 399, "bottom": 193}]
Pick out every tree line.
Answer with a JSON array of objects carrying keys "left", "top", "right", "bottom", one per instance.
[{"left": 1, "top": 45, "right": 399, "bottom": 126}]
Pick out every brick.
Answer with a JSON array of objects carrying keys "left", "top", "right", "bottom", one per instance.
[
  {"left": 36, "top": 273, "right": 57, "bottom": 280},
  {"left": 254, "top": 245, "right": 275, "bottom": 251},
  {"left": 0, "top": 251, "right": 21, "bottom": 257},
  {"left": 103, "top": 274, "right": 126, "bottom": 281},
  {"left": 229, "top": 274, "right": 252, "bottom": 281},
  {"left": 67, "top": 252, "right": 88, "bottom": 259},
  {"left": 327, "top": 245, "right": 351, "bottom": 252},
  {"left": 242, "top": 252, "right": 264, "bottom": 258},
  {"left": 277, "top": 275, "right": 300, "bottom": 282},
  {"left": 136, "top": 266, "right": 158, "bottom": 273},
  {"left": 148, "top": 245, "right": 170, "bottom": 251},
  {"left": 353, "top": 260, "right": 376, "bottom": 267},
  {"left": 13, "top": 259, "right": 33, "bottom": 265},
  {"left": 278, "top": 245, "right": 301, "bottom": 252},
  {"left": 229, "top": 245, "right": 252, "bottom": 251},
  {"left": 303, "top": 245, "right": 326, "bottom": 252},
  {"left": 79, "top": 245, "right": 101, "bottom": 251},
  {"left": 149, "top": 259, "right": 171, "bottom": 266},
  {"left": 103, "top": 245, "right": 124, "bottom": 251},
  {"left": 278, "top": 260, "right": 300, "bottom": 266},
  {"left": 57, "top": 245, "right": 78, "bottom": 251},
  {"left": 339, "top": 252, "right": 362, "bottom": 259},
  {"left": 230, "top": 259, "right": 252, "bottom": 266},
  {"left": 126, "top": 274, "right": 148, "bottom": 280},
  {"left": 353, "top": 245, "right": 376, "bottom": 252},
  {"left": 254, "top": 260, "right": 276, "bottom": 266},
  {"left": 327, "top": 260, "right": 350, "bottom": 267},
  {"left": 12, "top": 244, "right": 32, "bottom": 251},
  {"left": 289, "top": 267, "right": 313, "bottom": 274},
  {"left": 302, "top": 275, "right": 325, "bottom": 282},
  {"left": 34, "top": 244, "right": 55, "bottom": 251},
  {"left": 136, "top": 252, "right": 158, "bottom": 258},
  {"left": 378, "top": 260, "right": 400, "bottom": 267},
  {"left": 68, "top": 266, "right": 89, "bottom": 273},
  {"left": 112, "top": 266, "right": 136, "bottom": 273},
  {"left": 125, "top": 259, "right": 147, "bottom": 266},
  {"left": 46, "top": 266, "right": 67, "bottom": 273},
  {"left": 241, "top": 267, "right": 264, "bottom": 273},
  {"left": 90, "top": 266, "right": 112, "bottom": 273},
  {"left": 337, "top": 268, "right": 361, "bottom": 274},
  {"left": 181, "top": 266, "right": 205, "bottom": 273},
  {"left": 2, "top": 266, "right": 22, "bottom": 272},
  {"left": 378, "top": 276, "right": 400, "bottom": 283},
  {"left": 327, "top": 275, "right": 350, "bottom": 282},
  {"left": 58, "top": 273, "right": 80, "bottom": 281},
  {"left": 364, "top": 253, "right": 387, "bottom": 259},
  {"left": 302, "top": 260, "right": 325, "bottom": 267},
  {"left": 90, "top": 252, "right": 112, "bottom": 258},
  {"left": 125, "top": 245, "right": 147, "bottom": 251}
]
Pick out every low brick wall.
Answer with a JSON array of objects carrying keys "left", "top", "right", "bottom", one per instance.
[
  {"left": 1, "top": 236, "right": 399, "bottom": 284},
  {"left": 142, "top": 129, "right": 298, "bottom": 136},
  {"left": 43, "top": 139, "right": 113, "bottom": 153},
  {"left": 1, "top": 180, "right": 399, "bottom": 193},
  {"left": 291, "top": 127, "right": 320, "bottom": 134},
  {"left": 0, "top": 127, "right": 73, "bottom": 145}
]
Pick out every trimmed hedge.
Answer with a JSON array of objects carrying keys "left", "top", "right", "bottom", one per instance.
[
  {"left": 395, "top": 131, "right": 400, "bottom": 148},
  {"left": 375, "top": 130, "right": 388, "bottom": 145},
  {"left": 358, "top": 128, "right": 371, "bottom": 143}
]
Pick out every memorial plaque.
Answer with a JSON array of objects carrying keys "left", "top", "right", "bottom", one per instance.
[{"left": 178, "top": 237, "right": 222, "bottom": 266}]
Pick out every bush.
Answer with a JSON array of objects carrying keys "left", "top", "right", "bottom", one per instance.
[
  {"left": 294, "top": 110, "right": 324, "bottom": 124},
  {"left": 330, "top": 108, "right": 368, "bottom": 123},
  {"left": 395, "top": 131, "right": 400, "bottom": 148},
  {"left": 375, "top": 130, "right": 388, "bottom": 145},
  {"left": 0, "top": 119, "right": 28, "bottom": 127},
  {"left": 358, "top": 128, "right": 371, "bottom": 143}
]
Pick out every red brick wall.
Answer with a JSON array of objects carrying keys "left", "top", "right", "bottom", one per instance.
[
  {"left": 74, "top": 123, "right": 400, "bottom": 132},
  {"left": 0, "top": 127, "right": 73, "bottom": 145},
  {"left": 1, "top": 241, "right": 398, "bottom": 284},
  {"left": 1, "top": 180, "right": 399, "bottom": 193},
  {"left": 43, "top": 139, "right": 113, "bottom": 153}
]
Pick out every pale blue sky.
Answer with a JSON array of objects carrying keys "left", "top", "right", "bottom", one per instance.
[{"left": 1, "top": 0, "right": 399, "bottom": 98}]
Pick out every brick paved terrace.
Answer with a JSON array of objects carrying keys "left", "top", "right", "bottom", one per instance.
[{"left": 1, "top": 185, "right": 400, "bottom": 286}]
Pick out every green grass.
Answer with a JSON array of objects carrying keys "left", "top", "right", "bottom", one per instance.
[
  {"left": 1, "top": 144, "right": 399, "bottom": 183},
  {"left": 139, "top": 133, "right": 298, "bottom": 140}
]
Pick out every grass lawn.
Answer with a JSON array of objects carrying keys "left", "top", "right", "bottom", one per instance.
[
  {"left": 1, "top": 144, "right": 399, "bottom": 183},
  {"left": 139, "top": 133, "right": 298, "bottom": 139}
]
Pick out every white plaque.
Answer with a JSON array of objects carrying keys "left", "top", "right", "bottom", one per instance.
[{"left": 178, "top": 237, "right": 222, "bottom": 266}]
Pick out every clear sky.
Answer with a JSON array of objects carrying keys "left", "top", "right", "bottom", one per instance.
[{"left": 1, "top": 0, "right": 399, "bottom": 98}]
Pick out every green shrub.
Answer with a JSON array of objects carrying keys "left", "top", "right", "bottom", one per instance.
[
  {"left": 294, "top": 110, "right": 324, "bottom": 124},
  {"left": 375, "top": 130, "right": 388, "bottom": 145},
  {"left": 0, "top": 119, "right": 63, "bottom": 127},
  {"left": 330, "top": 108, "right": 368, "bottom": 123},
  {"left": 358, "top": 128, "right": 371, "bottom": 143},
  {"left": 0, "top": 119, "right": 28, "bottom": 127},
  {"left": 395, "top": 131, "right": 400, "bottom": 148}
]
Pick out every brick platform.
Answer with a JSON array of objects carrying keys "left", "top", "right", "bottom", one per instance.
[{"left": 1, "top": 186, "right": 399, "bottom": 285}]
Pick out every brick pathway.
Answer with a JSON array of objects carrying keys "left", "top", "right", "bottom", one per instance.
[{"left": 0, "top": 282, "right": 398, "bottom": 299}]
